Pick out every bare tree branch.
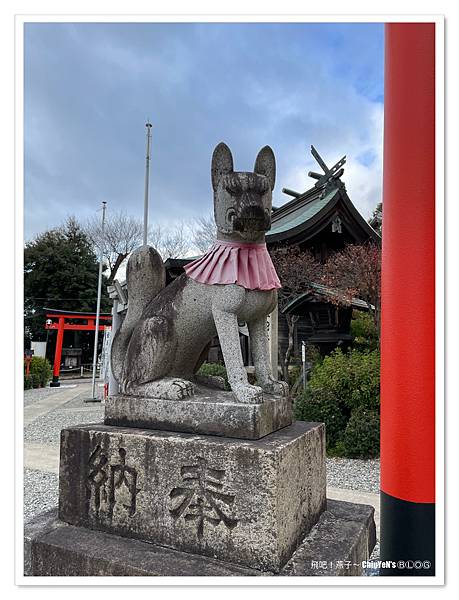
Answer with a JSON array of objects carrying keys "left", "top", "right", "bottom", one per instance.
[
  {"left": 151, "top": 222, "right": 191, "bottom": 260},
  {"left": 84, "top": 212, "right": 144, "bottom": 284},
  {"left": 148, "top": 224, "right": 163, "bottom": 252},
  {"left": 270, "top": 246, "right": 323, "bottom": 310},
  {"left": 320, "top": 243, "right": 381, "bottom": 333},
  {"left": 85, "top": 212, "right": 201, "bottom": 280},
  {"left": 188, "top": 214, "right": 217, "bottom": 253}
]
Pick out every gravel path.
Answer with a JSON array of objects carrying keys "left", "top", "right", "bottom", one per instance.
[
  {"left": 24, "top": 407, "right": 104, "bottom": 445},
  {"left": 326, "top": 457, "right": 380, "bottom": 494},
  {"left": 24, "top": 469, "right": 59, "bottom": 523},
  {"left": 23, "top": 385, "right": 70, "bottom": 407}
]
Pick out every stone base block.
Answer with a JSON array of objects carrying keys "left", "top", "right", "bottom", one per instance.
[
  {"left": 58, "top": 421, "right": 326, "bottom": 572},
  {"left": 25, "top": 500, "right": 376, "bottom": 577},
  {"left": 104, "top": 386, "right": 292, "bottom": 440}
]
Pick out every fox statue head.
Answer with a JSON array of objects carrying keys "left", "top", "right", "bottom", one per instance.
[{"left": 211, "top": 142, "right": 276, "bottom": 243}]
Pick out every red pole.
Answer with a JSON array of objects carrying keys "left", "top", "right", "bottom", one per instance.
[
  {"left": 380, "top": 22, "right": 436, "bottom": 575},
  {"left": 50, "top": 316, "right": 65, "bottom": 387}
]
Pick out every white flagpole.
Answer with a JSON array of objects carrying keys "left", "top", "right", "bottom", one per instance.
[
  {"left": 90, "top": 200, "right": 107, "bottom": 401},
  {"left": 143, "top": 122, "right": 152, "bottom": 246}
]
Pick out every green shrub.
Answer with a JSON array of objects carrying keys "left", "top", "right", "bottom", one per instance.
[
  {"left": 288, "top": 365, "right": 301, "bottom": 388},
  {"left": 304, "top": 344, "right": 323, "bottom": 367},
  {"left": 197, "top": 362, "right": 230, "bottom": 390},
  {"left": 30, "top": 373, "right": 41, "bottom": 388},
  {"left": 294, "top": 388, "right": 348, "bottom": 449},
  {"left": 351, "top": 312, "right": 379, "bottom": 351},
  {"left": 29, "top": 356, "right": 53, "bottom": 387},
  {"left": 342, "top": 406, "right": 380, "bottom": 458},
  {"left": 24, "top": 374, "right": 33, "bottom": 390},
  {"left": 287, "top": 345, "right": 322, "bottom": 393},
  {"left": 308, "top": 348, "right": 380, "bottom": 412},
  {"left": 294, "top": 348, "right": 380, "bottom": 458},
  {"left": 197, "top": 362, "right": 258, "bottom": 389}
]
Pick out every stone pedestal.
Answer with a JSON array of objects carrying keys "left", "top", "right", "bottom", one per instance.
[
  {"left": 104, "top": 387, "right": 292, "bottom": 440},
  {"left": 58, "top": 421, "right": 326, "bottom": 572},
  {"left": 25, "top": 387, "right": 377, "bottom": 576}
]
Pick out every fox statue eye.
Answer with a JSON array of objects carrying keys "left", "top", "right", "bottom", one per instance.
[
  {"left": 226, "top": 184, "right": 242, "bottom": 196},
  {"left": 256, "top": 177, "right": 269, "bottom": 194},
  {"left": 224, "top": 176, "right": 243, "bottom": 196}
]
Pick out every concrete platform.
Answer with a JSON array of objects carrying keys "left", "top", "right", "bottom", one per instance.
[
  {"left": 25, "top": 499, "right": 376, "bottom": 577},
  {"left": 104, "top": 386, "right": 292, "bottom": 440}
]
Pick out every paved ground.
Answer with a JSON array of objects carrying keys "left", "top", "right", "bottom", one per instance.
[
  {"left": 23, "top": 381, "right": 104, "bottom": 521},
  {"left": 23, "top": 381, "right": 381, "bottom": 573}
]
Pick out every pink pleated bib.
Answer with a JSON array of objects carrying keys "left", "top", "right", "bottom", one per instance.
[{"left": 184, "top": 239, "right": 281, "bottom": 291}]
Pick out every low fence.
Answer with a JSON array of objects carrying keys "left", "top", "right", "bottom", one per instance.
[{"left": 59, "top": 363, "right": 101, "bottom": 380}]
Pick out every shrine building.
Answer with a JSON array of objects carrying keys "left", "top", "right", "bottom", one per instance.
[{"left": 265, "top": 146, "right": 380, "bottom": 361}]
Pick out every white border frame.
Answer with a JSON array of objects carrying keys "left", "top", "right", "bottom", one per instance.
[{"left": 14, "top": 13, "right": 445, "bottom": 587}]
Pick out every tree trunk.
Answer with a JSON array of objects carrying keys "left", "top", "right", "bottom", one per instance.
[
  {"left": 106, "top": 253, "right": 128, "bottom": 285},
  {"left": 282, "top": 314, "right": 298, "bottom": 382}
]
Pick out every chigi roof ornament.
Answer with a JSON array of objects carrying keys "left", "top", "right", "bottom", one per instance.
[
  {"left": 308, "top": 145, "right": 346, "bottom": 188},
  {"left": 282, "top": 145, "right": 346, "bottom": 198}
]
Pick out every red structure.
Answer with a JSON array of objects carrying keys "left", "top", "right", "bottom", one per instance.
[
  {"left": 45, "top": 309, "right": 112, "bottom": 387},
  {"left": 380, "top": 23, "right": 436, "bottom": 575},
  {"left": 24, "top": 350, "right": 33, "bottom": 376}
]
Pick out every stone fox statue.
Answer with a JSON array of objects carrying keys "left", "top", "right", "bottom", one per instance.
[{"left": 111, "top": 142, "right": 288, "bottom": 404}]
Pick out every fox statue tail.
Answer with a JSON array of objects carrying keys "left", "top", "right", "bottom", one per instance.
[{"left": 111, "top": 245, "right": 166, "bottom": 385}]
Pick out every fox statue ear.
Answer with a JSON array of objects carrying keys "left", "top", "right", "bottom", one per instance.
[
  {"left": 211, "top": 142, "right": 234, "bottom": 191},
  {"left": 254, "top": 146, "right": 276, "bottom": 190}
]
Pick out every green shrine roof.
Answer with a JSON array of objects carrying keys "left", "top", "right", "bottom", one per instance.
[
  {"left": 266, "top": 145, "right": 380, "bottom": 245},
  {"left": 266, "top": 180, "right": 379, "bottom": 245},
  {"left": 267, "top": 187, "right": 338, "bottom": 239}
]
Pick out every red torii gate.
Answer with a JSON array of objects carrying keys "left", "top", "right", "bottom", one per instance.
[{"left": 44, "top": 309, "right": 112, "bottom": 387}]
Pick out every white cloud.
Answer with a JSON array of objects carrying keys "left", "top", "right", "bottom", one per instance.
[
  {"left": 268, "top": 84, "right": 384, "bottom": 218},
  {"left": 24, "top": 23, "right": 384, "bottom": 239}
]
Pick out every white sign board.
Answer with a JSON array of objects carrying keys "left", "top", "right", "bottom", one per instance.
[{"left": 31, "top": 341, "right": 47, "bottom": 358}]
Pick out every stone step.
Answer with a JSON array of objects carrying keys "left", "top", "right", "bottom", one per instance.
[{"left": 25, "top": 499, "right": 376, "bottom": 577}]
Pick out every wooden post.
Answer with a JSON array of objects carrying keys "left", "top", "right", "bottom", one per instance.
[{"left": 301, "top": 341, "right": 307, "bottom": 392}]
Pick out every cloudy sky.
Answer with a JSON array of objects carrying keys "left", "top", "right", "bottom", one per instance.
[{"left": 24, "top": 22, "right": 384, "bottom": 241}]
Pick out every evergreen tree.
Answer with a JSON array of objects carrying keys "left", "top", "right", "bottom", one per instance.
[
  {"left": 24, "top": 217, "right": 110, "bottom": 342},
  {"left": 368, "top": 202, "right": 382, "bottom": 236}
]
